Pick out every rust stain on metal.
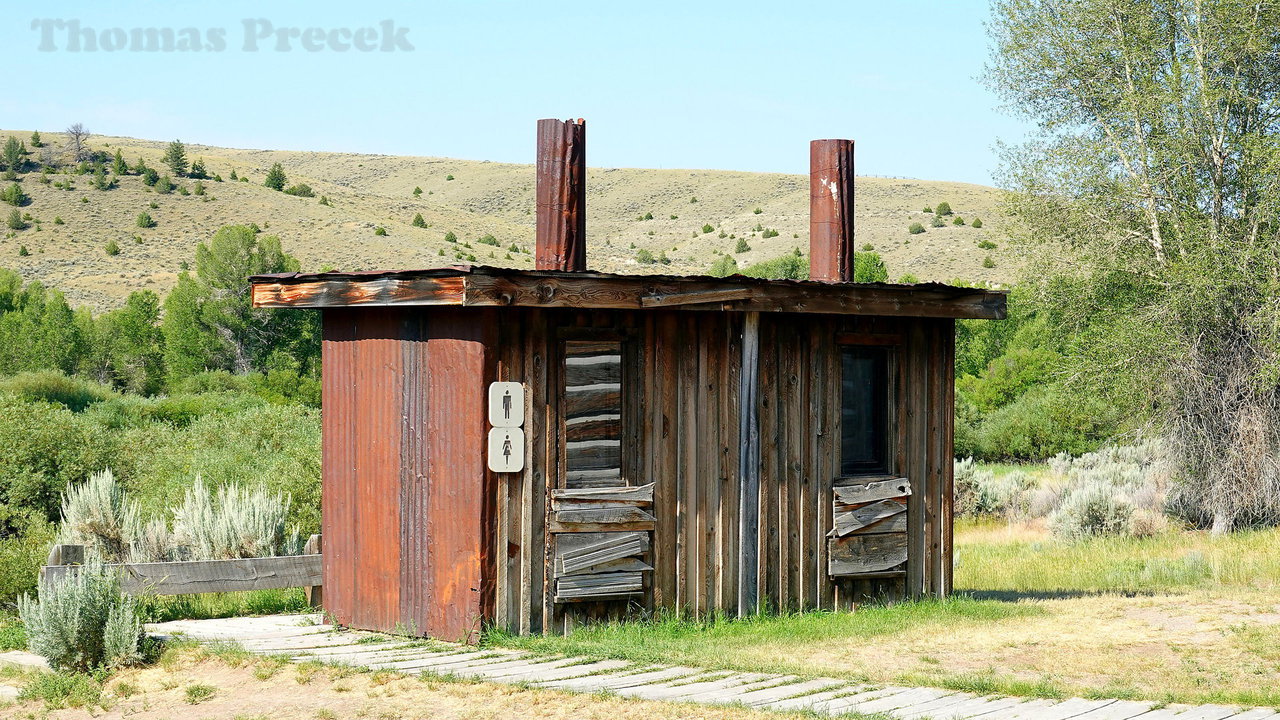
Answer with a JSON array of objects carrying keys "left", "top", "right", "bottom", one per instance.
[
  {"left": 535, "top": 118, "right": 587, "bottom": 272},
  {"left": 809, "top": 139, "right": 856, "bottom": 283}
]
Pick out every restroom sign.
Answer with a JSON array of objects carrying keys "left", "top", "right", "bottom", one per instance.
[
  {"left": 487, "top": 427, "right": 525, "bottom": 473},
  {"left": 488, "top": 382, "right": 525, "bottom": 428}
]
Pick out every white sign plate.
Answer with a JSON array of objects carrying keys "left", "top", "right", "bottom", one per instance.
[
  {"left": 488, "top": 381, "right": 525, "bottom": 428},
  {"left": 487, "top": 427, "right": 525, "bottom": 473}
]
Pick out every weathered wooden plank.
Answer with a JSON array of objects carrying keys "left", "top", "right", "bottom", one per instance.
[
  {"left": 565, "top": 358, "right": 622, "bottom": 386},
  {"left": 737, "top": 311, "right": 761, "bottom": 616},
  {"left": 833, "top": 499, "right": 908, "bottom": 537},
  {"left": 833, "top": 478, "right": 911, "bottom": 506},
  {"left": 639, "top": 287, "right": 756, "bottom": 308},
  {"left": 44, "top": 555, "right": 323, "bottom": 595},
  {"left": 555, "top": 533, "right": 645, "bottom": 575},
  {"left": 652, "top": 313, "right": 679, "bottom": 609},
  {"left": 253, "top": 276, "right": 466, "bottom": 308},
  {"left": 828, "top": 533, "right": 908, "bottom": 576},
  {"left": 564, "top": 386, "right": 622, "bottom": 417},
  {"left": 553, "top": 507, "right": 655, "bottom": 526},
  {"left": 564, "top": 469, "right": 622, "bottom": 487},
  {"left": 555, "top": 571, "right": 645, "bottom": 601},
  {"left": 552, "top": 483, "right": 654, "bottom": 504}
]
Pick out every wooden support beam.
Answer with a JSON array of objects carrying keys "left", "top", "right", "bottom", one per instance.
[
  {"left": 42, "top": 554, "right": 323, "bottom": 595},
  {"left": 536, "top": 118, "right": 587, "bottom": 271},
  {"left": 737, "top": 311, "right": 761, "bottom": 616},
  {"left": 809, "top": 139, "right": 856, "bottom": 283},
  {"left": 305, "top": 534, "right": 323, "bottom": 609}
]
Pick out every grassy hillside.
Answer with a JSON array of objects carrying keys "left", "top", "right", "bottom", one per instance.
[{"left": 1, "top": 130, "right": 1014, "bottom": 310}]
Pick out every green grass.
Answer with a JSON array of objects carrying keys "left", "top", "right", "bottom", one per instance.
[
  {"left": 488, "top": 597, "right": 1043, "bottom": 677},
  {"left": 955, "top": 520, "right": 1280, "bottom": 595},
  {"left": 17, "top": 670, "right": 104, "bottom": 709}
]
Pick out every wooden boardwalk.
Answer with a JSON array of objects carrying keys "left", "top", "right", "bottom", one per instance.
[{"left": 148, "top": 614, "right": 1278, "bottom": 720}]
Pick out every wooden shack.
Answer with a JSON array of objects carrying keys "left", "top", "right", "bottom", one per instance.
[{"left": 249, "top": 121, "right": 1006, "bottom": 642}]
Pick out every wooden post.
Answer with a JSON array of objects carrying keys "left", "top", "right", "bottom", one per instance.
[
  {"left": 305, "top": 534, "right": 323, "bottom": 610},
  {"left": 809, "top": 139, "right": 856, "bottom": 282},
  {"left": 535, "top": 118, "right": 587, "bottom": 272},
  {"left": 40, "top": 544, "right": 84, "bottom": 589},
  {"left": 737, "top": 311, "right": 761, "bottom": 616}
]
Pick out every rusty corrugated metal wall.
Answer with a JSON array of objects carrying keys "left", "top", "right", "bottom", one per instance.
[{"left": 322, "top": 307, "right": 496, "bottom": 642}]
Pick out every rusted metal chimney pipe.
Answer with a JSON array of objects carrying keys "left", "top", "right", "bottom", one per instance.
[
  {"left": 809, "top": 139, "right": 856, "bottom": 282},
  {"left": 535, "top": 118, "right": 587, "bottom": 272}
]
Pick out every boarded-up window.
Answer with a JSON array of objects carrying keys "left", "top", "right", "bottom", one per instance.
[
  {"left": 563, "top": 341, "right": 623, "bottom": 488},
  {"left": 840, "top": 346, "right": 889, "bottom": 475}
]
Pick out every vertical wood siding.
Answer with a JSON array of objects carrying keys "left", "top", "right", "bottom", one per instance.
[{"left": 324, "top": 307, "right": 955, "bottom": 637}]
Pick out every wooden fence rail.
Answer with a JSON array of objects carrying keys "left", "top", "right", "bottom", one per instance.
[{"left": 39, "top": 535, "right": 324, "bottom": 608}]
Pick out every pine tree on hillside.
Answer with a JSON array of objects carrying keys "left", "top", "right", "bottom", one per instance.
[
  {"left": 112, "top": 149, "right": 128, "bottom": 176},
  {"left": 264, "top": 163, "right": 287, "bottom": 191},
  {"left": 29, "top": 131, "right": 42, "bottom": 148},
  {"left": 163, "top": 140, "right": 188, "bottom": 177},
  {"left": 3, "top": 137, "right": 24, "bottom": 174}
]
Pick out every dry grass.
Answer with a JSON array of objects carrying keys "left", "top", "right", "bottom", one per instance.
[
  {"left": 2, "top": 646, "right": 837, "bottom": 719},
  {"left": 0, "top": 129, "right": 1012, "bottom": 311}
]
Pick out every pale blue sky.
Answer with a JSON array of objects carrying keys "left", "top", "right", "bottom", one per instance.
[{"left": 3, "top": 1, "right": 1028, "bottom": 185}]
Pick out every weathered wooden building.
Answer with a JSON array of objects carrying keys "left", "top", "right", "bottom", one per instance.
[{"left": 250, "top": 121, "right": 1006, "bottom": 642}]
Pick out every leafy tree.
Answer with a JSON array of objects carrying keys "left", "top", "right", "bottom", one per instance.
[
  {"left": 264, "top": 163, "right": 287, "bottom": 191},
  {"left": 162, "top": 225, "right": 318, "bottom": 382},
  {"left": 987, "top": 0, "right": 1280, "bottom": 530},
  {"left": 163, "top": 140, "right": 188, "bottom": 177},
  {"left": 93, "top": 291, "right": 165, "bottom": 394}
]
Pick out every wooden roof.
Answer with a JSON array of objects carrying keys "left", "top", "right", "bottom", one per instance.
[{"left": 249, "top": 265, "right": 1006, "bottom": 319}]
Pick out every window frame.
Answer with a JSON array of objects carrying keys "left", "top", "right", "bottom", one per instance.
[{"left": 834, "top": 333, "right": 900, "bottom": 479}]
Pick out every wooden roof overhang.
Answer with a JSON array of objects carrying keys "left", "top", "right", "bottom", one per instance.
[{"left": 249, "top": 266, "right": 1007, "bottom": 320}]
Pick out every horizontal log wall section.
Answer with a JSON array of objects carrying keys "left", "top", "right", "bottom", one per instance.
[{"left": 490, "top": 309, "right": 955, "bottom": 633}]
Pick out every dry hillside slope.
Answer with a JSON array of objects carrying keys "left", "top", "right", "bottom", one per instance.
[{"left": 1, "top": 130, "right": 1015, "bottom": 310}]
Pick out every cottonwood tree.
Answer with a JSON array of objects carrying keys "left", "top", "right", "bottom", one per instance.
[
  {"left": 986, "top": 0, "right": 1280, "bottom": 531},
  {"left": 64, "top": 123, "right": 90, "bottom": 162},
  {"left": 162, "top": 225, "right": 318, "bottom": 381}
]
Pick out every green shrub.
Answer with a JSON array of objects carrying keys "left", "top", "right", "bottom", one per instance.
[
  {"left": 708, "top": 255, "right": 739, "bottom": 277},
  {"left": 636, "top": 249, "right": 655, "bottom": 264},
  {"left": 0, "top": 371, "right": 114, "bottom": 412},
  {"left": 753, "top": 207, "right": 763, "bottom": 214},
  {"left": 1050, "top": 480, "right": 1136, "bottom": 540},
  {"left": 413, "top": 186, "right": 422, "bottom": 197},
  {"left": 908, "top": 222, "right": 925, "bottom": 234},
  {"left": 170, "top": 477, "right": 301, "bottom": 560},
  {"left": 735, "top": 238, "right": 750, "bottom": 253},
  {"left": 954, "top": 217, "right": 965, "bottom": 225},
  {"left": 861, "top": 243, "right": 875, "bottom": 251},
  {"left": 192, "top": 181, "right": 205, "bottom": 196},
  {"left": 154, "top": 175, "right": 173, "bottom": 194},
  {"left": 701, "top": 224, "right": 714, "bottom": 234},
  {"left": 898, "top": 273, "right": 919, "bottom": 284},
  {"left": 374, "top": 226, "right": 387, "bottom": 236},
  {"left": 0, "top": 513, "right": 54, "bottom": 606},
  {"left": 264, "top": 163, "right": 287, "bottom": 191},
  {"left": 972, "top": 217, "right": 983, "bottom": 228},
  {"left": 761, "top": 228, "right": 779, "bottom": 238},
  {"left": 931, "top": 216, "right": 946, "bottom": 228},
  {"left": 935, "top": 201, "right": 952, "bottom": 215},
  {"left": 104, "top": 240, "right": 120, "bottom": 256},
  {"left": 411, "top": 213, "right": 427, "bottom": 228},
  {"left": 136, "top": 212, "right": 155, "bottom": 229},
  {"left": 444, "top": 231, "right": 457, "bottom": 243},
  {"left": 478, "top": 234, "right": 500, "bottom": 246},
  {"left": 18, "top": 244, "right": 29, "bottom": 256},
  {"left": 853, "top": 252, "right": 888, "bottom": 283},
  {"left": 923, "top": 206, "right": 933, "bottom": 213},
  {"left": 2, "top": 182, "right": 28, "bottom": 206},
  {"left": 189, "top": 158, "right": 208, "bottom": 180},
  {"left": 978, "top": 239, "right": 997, "bottom": 250},
  {"left": 7, "top": 208, "right": 26, "bottom": 230},
  {"left": 318, "top": 196, "right": 330, "bottom": 206},
  {"left": 983, "top": 256, "right": 996, "bottom": 268},
  {"left": 56, "top": 468, "right": 135, "bottom": 562},
  {"left": 741, "top": 253, "right": 808, "bottom": 280},
  {"left": 19, "top": 561, "right": 142, "bottom": 672},
  {"left": 445, "top": 174, "right": 454, "bottom": 181}
]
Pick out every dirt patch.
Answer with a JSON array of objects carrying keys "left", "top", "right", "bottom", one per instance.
[{"left": 9, "top": 650, "right": 814, "bottom": 720}]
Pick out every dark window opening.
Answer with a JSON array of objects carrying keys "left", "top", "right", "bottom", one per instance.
[{"left": 840, "top": 346, "right": 889, "bottom": 475}]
